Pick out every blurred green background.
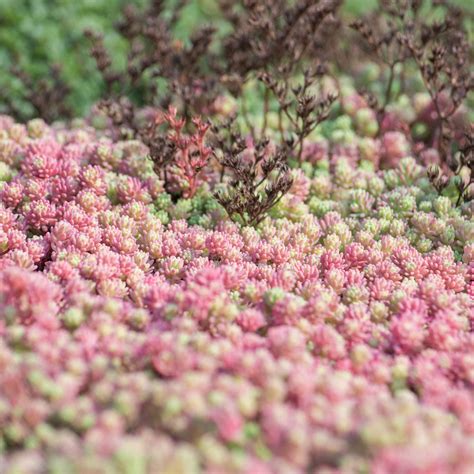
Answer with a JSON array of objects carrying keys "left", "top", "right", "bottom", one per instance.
[
  {"left": 0, "top": 0, "right": 472, "bottom": 120},
  {"left": 0, "top": 0, "right": 142, "bottom": 118}
]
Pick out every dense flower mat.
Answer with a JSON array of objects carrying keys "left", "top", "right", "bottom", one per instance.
[{"left": 0, "top": 108, "right": 472, "bottom": 473}]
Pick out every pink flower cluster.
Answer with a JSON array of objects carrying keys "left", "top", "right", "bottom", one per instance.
[{"left": 0, "top": 115, "right": 472, "bottom": 473}]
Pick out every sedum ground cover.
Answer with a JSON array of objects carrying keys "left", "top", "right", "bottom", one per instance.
[
  {"left": 0, "top": 1, "right": 473, "bottom": 473},
  {"left": 0, "top": 83, "right": 472, "bottom": 473}
]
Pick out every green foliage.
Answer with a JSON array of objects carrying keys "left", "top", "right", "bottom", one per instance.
[
  {"left": 0, "top": 0, "right": 144, "bottom": 118},
  {"left": 0, "top": 0, "right": 226, "bottom": 119}
]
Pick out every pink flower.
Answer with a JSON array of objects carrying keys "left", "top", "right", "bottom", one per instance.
[
  {"left": 212, "top": 405, "right": 243, "bottom": 442},
  {"left": 148, "top": 333, "right": 195, "bottom": 377},
  {"left": 312, "top": 323, "right": 347, "bottom": 360},
  {"left": 1, "top": 181, "right": 24, "bottom": 208},
  {"left": 46, "top": 260, "right": 78, "bottom": 282},
  {"left": 22, "top": 152, "right": 59, "bottom": 179},
  {"left": 426, "top": 252, "right": 466, "bottom": 293},
  {"left": 61, "top": 202, "right": 96, "bottom": 230},
  {"left": 261, "top": 403, "right": 310, "bottom": 466},
  {"left": 320, "top": 250, "right": 345, "bottom": 273},
  {"left": 50, "top": 176, "right": 80, "bottom": 204},
  {"left": 25, "top": 138, "right": 61, "bottom": 160},
  {"left": 79, "top": 165, "right": 107, "bottom": 195},
  {"left": 391, "top": 306, "right": 426, "bottom": 354},
  {"left": 380, "top": 131, "right": 410, "bottom": 168},
  {"left": 290, "top": 169, "right": 311, "bottom": 200},
  {"left": 343, "top": 243, "right": 368, "bottom": 270},
  {"left": 268, "top": 326, "right": 307, "bottom": 360},
  {"left": 271, "top": 294, "right": 305, "bottom": 326},
  {"left": 116, "top": 176, "right": 151, "bottom": 204},
  {"left": 391, "top": 245, "right": 427, "bottom": 280},
  {"left": 26, "top": 200, "right": 57, "bottom": 231},
  {"left": 23, "top": 178, "right": 49, "bottom": 201},
  {"left": 0, "top": 267, "right": 61, "bottom": 326},
  {"left": 304, "top": 287, "right": 340, "bottom": 323}
]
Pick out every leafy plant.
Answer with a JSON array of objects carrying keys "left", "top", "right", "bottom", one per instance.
[{"left": 211, "top": 120, "right": 294, "bottom": 226}]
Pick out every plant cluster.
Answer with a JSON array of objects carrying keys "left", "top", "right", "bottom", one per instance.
[
  {"left": 0, "top": 0, "right": 473, "bottom": 472},
  {"left": 0, "top": 78, "right": 472, "bottom": 469},
  {"left": 85, "top": 0, "right": 340, "bottom": 111},
  {"left": 350, "top": 0, "right": 473, "bottom": 199},
  {"left": 212, "top": 128, "right": 294, "bottom": 227}
]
